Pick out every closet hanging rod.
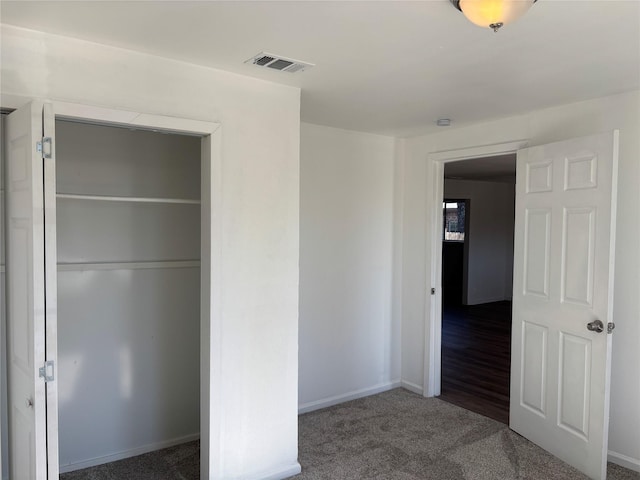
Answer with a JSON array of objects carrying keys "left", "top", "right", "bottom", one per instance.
[{"left": 56, "top": 193, "right": 200, "bottom": 205}]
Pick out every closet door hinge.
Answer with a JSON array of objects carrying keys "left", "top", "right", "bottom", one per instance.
[
  {"left": 39, "top": 360, "right": 55, "bottom": 383},
  {"left": 36, "top": 137, "right": 53, "bottom": 159}
]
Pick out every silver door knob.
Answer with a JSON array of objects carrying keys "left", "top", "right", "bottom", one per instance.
[{"left": 587, "top": 319, "right": 604, "bottom": 333}]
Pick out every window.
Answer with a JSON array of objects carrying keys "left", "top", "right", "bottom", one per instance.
[{"left": 443, "top": 200, "right": 466, "bottom": 241}]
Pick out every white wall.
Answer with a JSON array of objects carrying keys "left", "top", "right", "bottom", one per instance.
[
  {"left": 0, "top": 24, "right": 301, "bottom": 480},
  {"left": 401, "top": 90, "right": 640, "bottom": 470},
  {"left": 299, "top": 123, "right": 400, "bottom": 411},
  {"left": 444, "top": 179, "right": 515, "bottom": 305}
]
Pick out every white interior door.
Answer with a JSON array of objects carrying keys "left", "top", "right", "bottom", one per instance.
[
  {"left": 5, "top": 101, "right": 58, "bottom": 479},
  {"left": 510, "top": 132, "right": 618, "bottom": 480}
]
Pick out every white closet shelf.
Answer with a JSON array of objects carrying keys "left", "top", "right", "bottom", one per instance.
[
  {"left": 57, "top": 260, "right": 200, "bottom": 272},
  {"left": 56, "top": 193, "right": 200, "bottom": 205}
]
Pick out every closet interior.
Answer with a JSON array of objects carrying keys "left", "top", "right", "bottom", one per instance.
[{"left": 55, "top": 120, "right": 201, "bottom": 472}]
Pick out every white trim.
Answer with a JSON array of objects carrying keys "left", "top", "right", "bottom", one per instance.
[
  {"left": 49, "top": 102, "right": 220, "bottom": 479},
  {"left": 0, "top": 96, "right": 220, "bottom": 136},
  {"left": 424, "top": 140, "right": 529, "bottom": 399},
  {"left": 54, "top": 101, "right": 219, "bottom": 136},
  {"left": 429, "top": 140, "right": 529, "bottom": 163},
  {"left": 250, "top": 462, "right": 302, "bottom": 480},
  {"left": 200, "top": 127, "right": 223, "bottom": 479},
  {"left": 424, "top": 160, "right": 444, "bottom": 398},
  {"left": 298, "top": 381, "right": 401, "bottom": 414},
  {"left": 56, "top": 193, "right": 200, "bottom": 205},
  {"left": 43, "top": 102, "right": 61, "bottom": 476},
  {"left": 57, "top": 260, "right": 200, "bottom": 272},
  {"left": 608, "top": 450, "right": 640, "bottom": 473},
  {"left": 401, "top": 380, "right": 423, "bottom": 395},
  {"left": 58, "top": 433, "right": 200, "bottom": 474}
]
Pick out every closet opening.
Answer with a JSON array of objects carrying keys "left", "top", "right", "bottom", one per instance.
[{"left": 55, "top": 118, "right": 202, "bottom": 476}]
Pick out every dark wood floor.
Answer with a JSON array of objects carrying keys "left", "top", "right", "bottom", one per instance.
[{"left": 439, "top": 301, "right": 512, "bottom": 424}]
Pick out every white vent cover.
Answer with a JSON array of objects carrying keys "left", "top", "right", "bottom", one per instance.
[{"left": 245, "top": 52, "right": 314, "bottom": 73}]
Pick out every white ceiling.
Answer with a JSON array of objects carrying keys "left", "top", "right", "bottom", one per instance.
[{"left": 1, "top": 1, "right": 638, "bottom": 137}]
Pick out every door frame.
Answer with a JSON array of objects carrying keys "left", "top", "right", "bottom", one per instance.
[
  {"left": 1, "top": 97, "right": 222, "bottom": 479},
  {"left": 423, "top": 140, "right": 528, "bottom": 397},
  {"left": 442, "top": 197, "right": 470, "bottom": 305}
]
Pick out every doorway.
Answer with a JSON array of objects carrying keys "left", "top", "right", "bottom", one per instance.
[
  {"left": 425, "top": 133, "right": 621, "bottom": 479},
  {"left": 437, "top": 155, "right": 516, "bottom": 424}
]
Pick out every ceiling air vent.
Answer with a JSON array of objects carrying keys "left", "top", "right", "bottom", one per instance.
[{"left": 245, "top": 52, "right": 314, "bottom": 73}]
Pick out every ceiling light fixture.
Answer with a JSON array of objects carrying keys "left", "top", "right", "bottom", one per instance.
[{"left": 450, "top": 0, "right": 537, "bottom": 32}]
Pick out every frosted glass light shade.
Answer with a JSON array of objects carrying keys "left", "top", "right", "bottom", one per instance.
[{"left": 458, "top": 0, "right": 534, "bottom": 30}]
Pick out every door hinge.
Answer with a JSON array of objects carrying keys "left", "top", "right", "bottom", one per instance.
[
  {"left": 36, "top": 137, "right": 53, "bottom": 159},
  {"left": 39, "top": 360, "right": 55, "bottom": 383},
  {"left": 607, "top": 322, "right": 615, "bottom": 334}
]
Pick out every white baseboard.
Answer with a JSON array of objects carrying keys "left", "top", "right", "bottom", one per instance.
[
  {"left": 608, "top": 450, "right": 640, "bottom": 473},
  {"left": 59, "top": 432, "right": 200, "bottom": 473},
  {"left": 400, "top": 380, "right": 423, "bottom": 395},
  {"left": 299, "top": 380, "right": 401, "bottom": 414},
  {"left": 251, "top": 462, "right": 302, "bottom": 480}
]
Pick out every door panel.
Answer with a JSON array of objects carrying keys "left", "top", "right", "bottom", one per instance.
[
  {"left": 5, "top": 101, "right": 58, "bottom": 479},
  {"left": 558, "top": 332, "right": 591, "bottom": 439},
  {"left": 6, "top": 101, "right": 47, "bottom": 480},
  {"left": 521, "top": 320, "right": 547, "bottom": 416},
  {"left": 510, "top": 132, "right": 618, "bottom": 480},
  {"left": 562, "top": 207, "right": 595, "bottom": 305},
  {"left": 523, "top": 208, "right": 551, "bottom": 297}
]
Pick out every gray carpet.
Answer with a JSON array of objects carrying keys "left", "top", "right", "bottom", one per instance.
[
  {"left": 297, "top": 389, "right": 638, "bottom": 480},
  {"left": 59, "top": 440, "right": 199, "bottom": 480},
  {"left": 61, "top": 388, "right": 639, "bottom": 479}
]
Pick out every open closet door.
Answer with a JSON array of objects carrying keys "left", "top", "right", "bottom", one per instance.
[
  {"left": 510, "top": 132, "right": 618, "bottom": 480},
  {"left": 5, "top": 101, "right": 58, "bottom": 479}
]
